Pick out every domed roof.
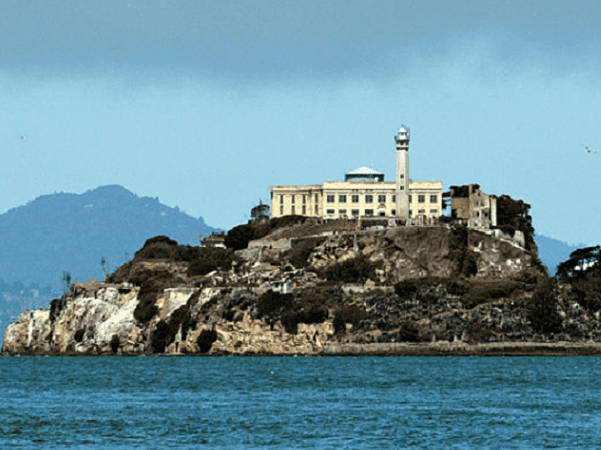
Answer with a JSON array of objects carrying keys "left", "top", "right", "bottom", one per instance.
[{"left": 346, "top": 166, "right": 383, "bottom": 175}]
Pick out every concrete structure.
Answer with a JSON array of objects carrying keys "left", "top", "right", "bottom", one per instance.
[
  {"left": 450, "top": 184, "right": 497, "bottom": 229},
  {"left": 270, "top": 126, "right": 442, "bottom": 222},
  {"left": 200, "top": 231, "right": 226, "bottom": 248}
]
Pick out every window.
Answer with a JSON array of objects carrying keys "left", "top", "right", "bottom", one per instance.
[
  {"left": 409, "top": 195, "right": 412, "bottom": 203},
  {"left": 430, "top": 195, "right": 437, "bottom": 203},
  {"left": 418, "top": 209, "right": 426, "bottom": 214},
  {"left": 378, "top": 195, "right": 386, "bottom": 203},
  {"left": 315, "top": 194, "right": 319, "bottom": 203},
  {"left": 391, "top": 209, "right": 396, "bottom": 216},
  {"left": 280, "top": 195, "right": 284, "bottom": 205},
  {"left": 339, "top": 195, "right": 347, "bottom": 203},
  {"left": 365, "top": 209, "right": 374, "bottom": 216},
  {"left": 280, "top": 206, "right": 283, "bottom": 215},
  {"left": 379, "top": 211, "right": 386, "bottom": 217},
  {"left": 352, "top": 195, "right": 359, "bottom": 203},
  {"left": 400, "top": 174, "right": 404, "bottom": 179},
  {"left": 351, "top": 209, "right": 360, "bottom": 217},
  {"left": 400, "top": 186, "right": 404, "bottom": 190},
  {"left": 392, "top": 195, "right": 396, "bottom": 202},
  {"left": 327, "top": 209, "right": 335, "bottom": 216},
  {"left": 302, "top": 195, "right": 306, "bottom": 204},
  {"left": 291, "top": 195, "right": 295, "bottom": 204},
  {"left": 327, "top": 195, "right": 335, "bottom": 203},
  {"left": 365, "top": 195, "right": 373, "bottom": 203},
  {"left": 315, "top": 205, "right": 318, "bottom": 214},
  {"left": 430, "top": 209, "right": 437, "bottom": 215},
  {"left": 302, "top": 205, "right": 306, "bottom": 215},
  {"left": 418, "top": 195, "right": 425, "bottom": 203},
  {"left": 338, "top": 209, "right": 347, "bottom": 217},
  {"left": 291, "top": 205, "right": 295, "bottom": 214}
]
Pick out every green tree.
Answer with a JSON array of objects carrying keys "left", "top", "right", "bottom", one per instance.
[
  {"left": 101, "top": 257, "right": 108, "bottom": 278},
  {"left": 62, "top": 271, "right": 72, "bottom": 294}
]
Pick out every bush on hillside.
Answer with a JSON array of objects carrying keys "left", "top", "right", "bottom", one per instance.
[
  {"left": 323, "top": 255, "right": 381, "bottom": 283},
  {"left": 529, "top": 277, "right": 562, "bottom": 334},
  {"left": 187, "top": 247, "right": 238, "bottom": 277}
]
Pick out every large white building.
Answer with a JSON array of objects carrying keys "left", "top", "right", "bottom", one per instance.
[{"left": 270, "top": 126, "right": 443, "bottom": 222}]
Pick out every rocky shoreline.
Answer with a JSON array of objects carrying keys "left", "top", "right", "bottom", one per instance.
[{"left": 3, "top": 220, "right": 600, "bottom": 357}]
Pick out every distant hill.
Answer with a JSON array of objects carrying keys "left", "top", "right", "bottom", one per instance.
[
  {"left": 0, "top": 185, "right": 219, "bottom": 344},
  {"left": 534, "top": 234, "right": 582, "bottom": 275},
  {"left": 0, "top": 185, "right": 218, "bottom": 287}
]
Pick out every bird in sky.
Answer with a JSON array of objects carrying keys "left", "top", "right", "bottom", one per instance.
[{"left": 584, "top": 146, "right": 599, "bottom": 155}]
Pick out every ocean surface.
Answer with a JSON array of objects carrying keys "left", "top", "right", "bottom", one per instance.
[{"left": 1, "top": 356, "right": 600, "bottom": 449}]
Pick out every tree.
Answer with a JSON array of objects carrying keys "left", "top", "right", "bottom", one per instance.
[
  {"left": 62, "top": 271, "right": 72, "bottom": 294},
  {"left": 557, "top": 246, "right": 601, "bottom": 281},
  {"left": 101, "top": 257, "right": 108, "bottom": 278}
]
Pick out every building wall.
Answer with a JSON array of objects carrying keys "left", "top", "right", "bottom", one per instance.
[
  {"left": 450, "top": 184, "right": 497, "bottom": 229},
  {"left": 271, "top": 181, "right": 442, "bottom": 220}
]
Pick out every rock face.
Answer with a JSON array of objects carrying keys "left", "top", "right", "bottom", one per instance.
[{"left": 3, "top": 223, "right": 592, "bottom": 356}]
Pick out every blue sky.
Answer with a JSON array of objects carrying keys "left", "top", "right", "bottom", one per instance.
[{"left": 1, "top": 0, "right": 600, "bottom": 245}]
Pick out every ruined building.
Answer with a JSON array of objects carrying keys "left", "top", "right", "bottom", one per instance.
[{"left": 450, "top": 184, "right": 498, "bottom": 229}]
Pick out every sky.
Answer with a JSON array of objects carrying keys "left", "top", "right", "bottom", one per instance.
[{"left": 1, "top": 0, "right": 600, "bottom": 245}]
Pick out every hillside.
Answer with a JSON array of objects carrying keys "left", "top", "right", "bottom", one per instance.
[
  {"left": 0, "top": 185, "right": 217, "bottom": 287},
  {"left": 7, "top": 218, "right": 592, "bottom": 356}
]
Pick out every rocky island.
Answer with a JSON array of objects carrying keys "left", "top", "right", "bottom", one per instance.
[{"left": 3, "top": 212, "right": 601, "bottom": 356}]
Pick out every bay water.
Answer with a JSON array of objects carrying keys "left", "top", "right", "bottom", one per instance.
[{"left": 1, "top": 356, "right": 600, "bottom": 449}]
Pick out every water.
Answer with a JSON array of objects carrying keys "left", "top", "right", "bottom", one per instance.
[{"left": 1, "top": 356, "right": 600, "bottom": 449}]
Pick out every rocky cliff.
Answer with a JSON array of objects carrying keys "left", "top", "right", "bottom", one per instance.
[{"left": 3, "top": 222, "right": 598, "bottom": 356}]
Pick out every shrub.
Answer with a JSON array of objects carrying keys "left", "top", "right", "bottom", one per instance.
[
  {"left": 394, "top": 277, "right": 466, "bottom": 300},
  {"left": 134, "top": 236, "right": 179, "bottom": 260},
  {"left": 324, "top": 255, "right": 381, "bottom": 283},
  {"left": 461, "top": 279, "right": 524, "bottom": 309},
  {"left": 257, "top": 291, "right": 294, "bottom": 315},
  {"left": 333, "top": 305, "right": 366, "bottom": 334},
  {"left": 529, "top": 277, "right": 562, "bottom": 334},
  {"left": 466, "top": 322, "right": 492, "bottom": 343},
  {"left": 187, "top": 247, "right": 237, "bottom": 277},
  {"left": 284, "top": 237, "right": 325, "bottom": 268}
]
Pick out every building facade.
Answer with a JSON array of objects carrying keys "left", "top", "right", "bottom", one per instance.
[
  {"left": 450, "top": 184, "right": 497, "bottom": 229},
  {"left": 270, "top": 126, "right": 443, "bottom": 221}
]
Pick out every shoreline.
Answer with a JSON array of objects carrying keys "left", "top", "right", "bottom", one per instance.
[{"left": 4, "top": 341, "right": 601, "bottom": 357}]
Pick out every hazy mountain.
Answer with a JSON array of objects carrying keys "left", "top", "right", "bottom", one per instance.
[
  {"left": 534, "top": 234, "right": 583, "bottom": 275},
  {"left": 0, "top": 185, "right": 218, "bottom": 287}
]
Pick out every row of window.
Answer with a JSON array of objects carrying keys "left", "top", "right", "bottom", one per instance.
[
  {"left": 279, "top": 194, "right": 319, "bottom": 205},
  {"left": 324, "top": 194, "right": 438, "bottom": 204},
  {"left": 278, "top": 193, "right": 439, "bottom": 207},
  {"left": 327, "top": 194, "right": 395, "bottom": 204},
  {"left": 280, "top": 205, "right": 316, "bottom": 215},
  {"left": 324, "top": 208, "right": 439, "bottom": 217}
]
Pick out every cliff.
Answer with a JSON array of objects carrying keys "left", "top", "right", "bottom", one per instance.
[{"left": 3, "top": 221, "right": 599, "bottom": 356}]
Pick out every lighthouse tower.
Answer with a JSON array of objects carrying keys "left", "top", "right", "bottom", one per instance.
[{"left": 395, "top": 125, "right": 410, "bottom": 220}]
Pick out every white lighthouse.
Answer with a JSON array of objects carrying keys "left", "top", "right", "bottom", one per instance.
[{"left": 395, "top": 125, "right": 410, "bottom": 220}]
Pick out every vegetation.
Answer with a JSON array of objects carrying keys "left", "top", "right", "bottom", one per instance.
[
  {"left": 256, "top": 289, "right": 329, "bottom": 334},
  {"left": 283, "top": 237, "right": 325, "bottom": 268},
  {"left": 323, "top": 255, "right": 381, "bottom": 283},
  {"left": 494, "top": 194, "right": 536, "bottom": 252},
  {"left": 61, "top": 271, "right": 71, "bottom": 294},
  {"left": 557, "top": 246, "right": 601, "bottom": 312},
  {"left": 529, "top": 277, "right": 562, "bottom": 334},
  {"left": 333, "top": 305, "right": 366, "bottom": 334}
]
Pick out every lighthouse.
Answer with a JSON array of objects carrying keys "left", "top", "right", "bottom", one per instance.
[{"left": 395, "top": 125, "right": 410, "bottom": 220}]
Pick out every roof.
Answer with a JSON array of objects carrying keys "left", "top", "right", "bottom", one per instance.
[{"left": 346, "top": 166, "right": 383, "bottom": 176}]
